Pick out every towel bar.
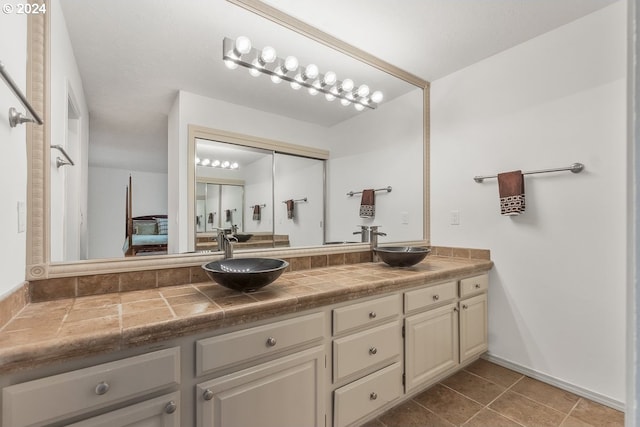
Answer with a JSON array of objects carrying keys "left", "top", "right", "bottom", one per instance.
[
  {"left": 473, "top": 163, "right": 584, "bottom": 183},
  {"left": 0, "top": 61, "right": 43, "bottom": 127},
  {"left": 347, "top": 186, "right": 392, "bottom": 197}
]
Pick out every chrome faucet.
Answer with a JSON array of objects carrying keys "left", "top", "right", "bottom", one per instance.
[
  {"left": 216, "top": 229, "right": 238, "bottom": 259},
  {"left": 353, "top": 225, "right": 370, "bottom": 243},
  {"left": 369, "top": 226, "right": 387, "bottom": 251}
]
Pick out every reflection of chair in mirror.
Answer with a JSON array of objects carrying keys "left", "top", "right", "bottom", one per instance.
[{"left": 123, "top": 175, "right": 168, "bottom": 256}]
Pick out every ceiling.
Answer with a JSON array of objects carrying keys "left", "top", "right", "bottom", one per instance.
[{"left": 58, "top": 0, "right": 619, "bottom": 173}]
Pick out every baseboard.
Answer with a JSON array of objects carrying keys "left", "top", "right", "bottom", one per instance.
[{"left": 483, "top": 353, "right": 625, "bottom": 412}]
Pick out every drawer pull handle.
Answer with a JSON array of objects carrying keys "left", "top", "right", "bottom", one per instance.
[
  {"left": 432, "top": 294, "right": 439, "bottom": 301},
  {"left": 266, "top": 337, "right": 277, "bottom": 347},
  {"left": 369, "top": 311, "right": 377, "bottom": 319},
  {"left": 370, "top": 392, "right": 378, "bottom": 400},
  {"left": 94, "top": 381, "right": 109, "bottom": 395},
  {"left": 369, "top": 347, "right": 378, "bottom": 355},
  {"left": 462, "top": 304, "right": 468, "bottom": 310},
  {"left": 203, "top": 389, "right": 214, "bottom": 401},
  {"left": 474, "top": 283, "right": 481, "bottom": 289},
  {"left": 164, "top": 401, "right": 177, "bottom": 414}
]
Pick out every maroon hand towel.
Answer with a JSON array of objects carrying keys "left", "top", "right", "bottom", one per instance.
[
  {"left": 359, "top": 189, "right": 375, "bottom": 218},
  {"left": 286, "top": 200, "right": 295, "bottom": 219},
  {"left": 498, "top": 171, "right": 525, "bottom": 215}
]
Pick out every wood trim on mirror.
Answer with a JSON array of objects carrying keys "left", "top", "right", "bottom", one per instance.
[{"left": 26, "top": 1, "right": 430, "bottom": 279}]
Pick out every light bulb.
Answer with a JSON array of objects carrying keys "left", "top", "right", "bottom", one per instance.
[
  {"left": 340, "top": 78, "right": 354, "bottom": 92},
  {"left": 234, "top": 36, "right": 252, "bottom": 55},
  {"left": 284, "top": 56, "right": 298, "bottom": 72},
  {"left": 201, "top": 158, "right": 211, "bottom": 166},
  {"left": 211, "top": 160, "right": 220, "bottom": 167},
  {"left": 354, "top": 103, "right": 365, "bottom": 111},
  {"left": 222, "top": 161, "right": 230, "bottom": 168},
  {"left": 249, "top": 66, "right": 261, "bottom": 77},
  {"left": 308, "top": 87, "right": 318, "bottom": 96},
  {"left": 231, "top": 162, "right": 239, "bottom": 169},
  {"left": 304, "top": 64, "right": 319, "bottom": 80},
  {"left": 323, "top": 71, "right": 337, "bottom": 86},
  {"left": 370, "top": 91, "right": 383, "bottom": 103},
  {"left": 195, "top": 157, "right": 201, "bottom": 165},
  {"left": 325, "top": 93, "right": 335, "bottom": 101},
  {"left": 340, "top": 98, "right": 351, "bottom": 106},
  {"left": 271, "top": 74, "right": 282, "bottom": 84},
  {"left": 224, "top": 59, "right": 238, "bottom": 70},
  {"left": 290, "top": 81, "right": 301, "bottom": 90},
  {"left": 260, "top": 46, "right": 276, "bottom": 64},
  {"left": 356, "top": 84, "right": 370, "bottom": 97}
]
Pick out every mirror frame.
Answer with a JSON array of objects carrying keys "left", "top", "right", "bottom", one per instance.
[{"left": 25, "top": 0, "right": 430, "bottom": 280}]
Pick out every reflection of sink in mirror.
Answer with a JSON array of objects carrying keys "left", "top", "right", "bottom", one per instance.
[
  {"left": 234, "top": 234, "right": 253, "bottom": 243},
  {"left": 202, "top": 258, "right": 289, "bottom": 293},
  {"left": 374, "top": 247, "right": 431, "bottom": 268},
  {"left": 324, "top": 241, "right": 359, "bottom": 245}
]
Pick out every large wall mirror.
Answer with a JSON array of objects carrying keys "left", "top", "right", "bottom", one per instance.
[{"left": 26, "top": 0, "right": 429, "bottom": 279}]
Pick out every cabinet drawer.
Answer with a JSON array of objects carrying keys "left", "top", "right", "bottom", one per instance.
[
  {"left": 333, "top": 321, "right": 401, "bottom": 382},
  {"left": 2, "top": 347, "right": 180, "bottom": 427},
  {"left": 460, "top": 274, "right": 489, "bottom": 297},
  {"left": 196, "top": 312, "right": 324, "bottom": 376},
  {"left": 404, "top": 281, "right": 457, "bottom": 313},
  {"left": 334, "top": 362, "right": 402, "bottom": 427},
  {"left": 333, "top": 294, "right": 400, "bottom": 335}
]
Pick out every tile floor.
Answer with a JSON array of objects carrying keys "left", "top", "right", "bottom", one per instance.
[{"left": 362, "top": 359, "right": 624, "bottom": 427}]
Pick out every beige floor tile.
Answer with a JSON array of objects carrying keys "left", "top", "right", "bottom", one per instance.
[
  {"left": 464, "top": 359, "right": 524, "bottom": 388},
  {"left": 463, "top": 408, "right": 523, "bottom": 427},
  {"left": 441, "top": 370, "right": 506, "bottom": 405},
  {"left": 511, "top": 377, "right": 580, "bottom": 414},
  {"left": 489, "top": 391, "right": 566, "bottom": 427},
  {"left": 413, "top": 383, "right": 483, "bottom": 425},
  {"left": 568, "top": 399, "right": 624, "bottom": 427},
  {"left": 378, "top": 400, "right": 454, "bottom": 427}
]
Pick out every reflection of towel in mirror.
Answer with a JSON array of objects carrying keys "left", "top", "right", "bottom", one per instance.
[
  {"left": 498, "top": 171, "right": 525, "bottom": 215},
  {"left": 286, "top": 200, "right": 295, "bottom": 219},
  {"left": 208, "top": 212, "right": 214, "bottom": 224},
  {"left": 196, "top": 215, "right": 201, "bottom": 226},
  {"left": 359, "top": 189, "right": 375, "bottom": 218},
  {"left": 225, "top": 209, "right": 232, "bottom": 222},
  {"left": 253, "top": 205, "right": 261, "bottom": 221}
]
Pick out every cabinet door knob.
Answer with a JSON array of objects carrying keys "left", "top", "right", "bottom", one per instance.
[
  {"left": 369, "top": 311, "right": 377, "bottom": 319},
  {"left": 370, "top": 392, "right": 378, "bottom": 400},
  {"left": 203, "top": 389, "right": 215, "bottom": 401},
  {"left": 369, "top": 347, "right": 378, "bottom": 355},
  {"left": 432, "top": 294, "right": 439, "bottom": 301},
  {"left": 266, "top": 337, "right": 277, "bottom": 347},
  {"left": 164, "top": 401, "right": 177, "bottom": 414},
  {"left": 94, "top": 381, "right": 109, "bottom": 395},
  {"left": 474, "top": 283, "right": 481, "bottom": 289},
  {"left": 462, "top": 304, "right": 468, "bottom": 310}
]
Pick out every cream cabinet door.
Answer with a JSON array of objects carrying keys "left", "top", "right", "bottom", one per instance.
[
  {"left": 404, "top": 302, "right": 459, "bottom": 392},
  {"left": 196, "top": 346, "right": 324, "bottom": 427},
  {"left": 459, "top": 293, "right": 488, "bottom": 363},
  {"left": 66, "top": 392, "right": 180, "bottom": 427}
]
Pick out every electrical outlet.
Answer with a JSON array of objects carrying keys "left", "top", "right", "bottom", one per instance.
[{"left": 450, "top": 210, "right": 460, "bottom": 225}]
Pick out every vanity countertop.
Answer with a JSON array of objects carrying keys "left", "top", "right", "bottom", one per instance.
[{"left": 0, "top": 256, "right": 492, "bottom": 374}]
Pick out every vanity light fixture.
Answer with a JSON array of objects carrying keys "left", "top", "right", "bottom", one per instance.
[
  {"left": 223, "top": 36, "right": 383, "bottom": 110},
  {"left": 196, "top": 158, "right": 240, "bottom": 170}
]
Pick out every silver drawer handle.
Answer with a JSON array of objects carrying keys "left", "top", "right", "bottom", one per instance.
[
  {"left": 369, "top": 311, "right": 377, "bottom": 319},
  {"left": 203, "top": 389, "right": 214, "bottom": 401},
  {"left": 95, "top": 381, "right": 109, "bottom": 395},
  {"left": 432, "top": 294, "right": 439, "bottom": 301},
  {"left": 370, "top": 392, "right": 378, "bottom": 400},
  {"left": 164, "top": 401, "right": 177, "bottom": 414},
  {"left": 266, "top": 337, "right": 277, "bottom": 347},
  {"left": 369, "top": 347, "right": 378, "bottom": 355}
]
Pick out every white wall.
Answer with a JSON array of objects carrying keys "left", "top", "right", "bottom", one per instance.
[
  {"left": 49, "top": 0, "right": 90, "bottom": 262},
  {"left": 88, "top": 167, "right": 167, "bottom": 259},
  {"left": 431, "top": 1, "right": 627, "bottom": 405},
  {"left": 0, "top": 2, "right": 27, "bottom": 296}
]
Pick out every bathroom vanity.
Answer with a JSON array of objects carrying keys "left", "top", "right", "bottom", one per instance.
[{"left": 0, "top": 254, "right": 491, "bottom": 427}]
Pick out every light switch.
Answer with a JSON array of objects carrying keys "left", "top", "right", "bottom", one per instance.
[
  {"left": 400, "top": 211, "right": 409, "bottom": 224},
  {"left": 450, "top": 210, "right": 460, "bottom": 225}
]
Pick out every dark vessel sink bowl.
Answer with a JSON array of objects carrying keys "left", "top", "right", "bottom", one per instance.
[
  {"left": 202, "top": 258, "right": 289, "bottom": 292},
  {"left": 374, "top": 246, "right": 431, "bottom": 267},
  {"left": 234, "top": 233, "right": 253, "bottom": 242},
  {"left": 324, "top": 241, "right": 359, "bottom": 245}
]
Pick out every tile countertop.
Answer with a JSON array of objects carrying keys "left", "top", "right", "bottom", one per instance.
[{"left": 0, "top": 256, "right": 492, "bottom": 374}]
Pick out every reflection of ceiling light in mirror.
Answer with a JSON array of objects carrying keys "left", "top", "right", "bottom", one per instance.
[
  {"left": 221, "top": 161, "right": 230, "bottom": 168},
  {"left": 195, "top": 157, "right": 201, "bottom": 165},
  {"left": 201, "top": 158, "right": 211, "bottom": 166},
  {"left": 230, "top": 162, "right": 239, "bottom": 169},
  {"left": 211, "top": 160, "right": 221, "bottom": 167},
  {"left": 222, "top": 37, "right": 382, "bottom": 111}
]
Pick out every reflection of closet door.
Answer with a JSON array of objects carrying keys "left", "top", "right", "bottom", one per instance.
[
  {"left": 221, "top": 185, "right": 244, "bottom": 231},
  {"left": 205, "top": 184, "right": 220, "bottom": 231},
  {"left": 196, "top": 182, "right": 207, "bottom": 233}
]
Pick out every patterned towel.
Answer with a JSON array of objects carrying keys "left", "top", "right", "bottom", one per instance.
[
  {"left": 498, "top": 171, "right": 525, "bottom": 215},
  {"left": 286, "top": 200, "right": 295, "bottom": 219},
  {"left": 359, "top": 189, "right": 375, "bottom": 218},
  {"left": 253, "top": 205, "right": 261, "bottom": 221}
]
